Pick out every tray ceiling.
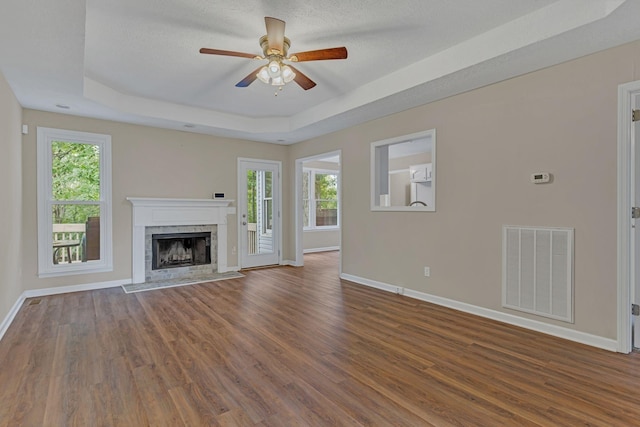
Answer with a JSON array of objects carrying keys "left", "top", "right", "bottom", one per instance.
[{"left": 1, "top": 0, "right": 639, "bottom": 144}]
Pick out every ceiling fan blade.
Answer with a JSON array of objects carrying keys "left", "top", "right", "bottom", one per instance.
[
  {"left": 288, "top": 65, "right": 316, "bottom": 90},
  {"left": 289, "top": 47, "right": 348, "bottom": 62},
  {"left": 265, "top": 17, "right": 285, "bottom": 53},
  {"left": 235, "top": 66, "right": 263, "bottom": 88},
  {"left": 200, "top": 48, "right": 259, "bottom": 59}
]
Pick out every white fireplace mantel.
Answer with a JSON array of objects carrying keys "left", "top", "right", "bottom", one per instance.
[{"left": 127, "top": 197, "right": 236, "bottom": 283}]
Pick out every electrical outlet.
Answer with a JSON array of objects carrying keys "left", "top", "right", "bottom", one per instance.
[{"left": 424, "top": 266, "right": 430, "bottom": 277}]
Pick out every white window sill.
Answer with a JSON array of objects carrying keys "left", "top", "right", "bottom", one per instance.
[
  {"left": 38, "top": 264, "right": 113, "bottom": 278},
  {"left": 303, "top": 227, "right": 340, "bottom": 232}
]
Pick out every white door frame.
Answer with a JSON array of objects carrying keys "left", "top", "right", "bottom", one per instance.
[
  {"left": 237, "top": 158, "right": 282, "bottom": 269},
  {"left": 616, "top": 80, "right": 640, "bottom": 353},
  {"left": 294, "top": 150, "right": 342, "bottom": 274}
]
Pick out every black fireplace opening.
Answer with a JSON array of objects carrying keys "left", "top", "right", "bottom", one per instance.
[{"left": 152, "top": 232, "right": 211, "bottom": 270}]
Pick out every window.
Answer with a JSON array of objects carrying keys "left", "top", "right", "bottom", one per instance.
[
  {"left": 37, "top": 127, "right": 112, "bottom": 277},
  {"left": 303, "top": 168, "right": 339, "bottom": 229},
  {"left": 261, "top": 170, "right": 273, "bottom": 233},
  {"left": 247, "top": 169, "right": 273, "bottom": 234}
]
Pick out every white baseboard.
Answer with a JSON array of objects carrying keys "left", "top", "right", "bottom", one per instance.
[
  {"left": 23, "top": 278, "right": 131, "bottom": 298},
  {"left": 340, "top": 273, "right": 401, "bottom": 294},
  {"left": 0, "top": 293, "right": 27, "bottom": 342},
  {"left": 282, "top": 259, "right": 302, "bottom": 267},
  {"left": 303, "top": 246, "right": 340, "bottom": 254},
  {"left": 340, "top": 273, "right": 618, "bottom": 353}
]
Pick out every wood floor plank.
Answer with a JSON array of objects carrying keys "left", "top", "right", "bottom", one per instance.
[
  {"left": 104, "top": 356, "right": 150, "bottom": 427},
  {"left": 3, "top": 251, "right": 640, "bottom": 426}
]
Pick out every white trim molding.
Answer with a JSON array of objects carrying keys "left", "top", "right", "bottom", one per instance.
[
  {"left": 23, "top": 279, "right": 130, "bottom": 298},
  {"left": 294, "top": 150, "right": 342, "bottom": 269},
  {"left": 236, "top": 158, "right": 283, "bottom": 269},
  {"left": 303, "top": 246, "right": 340, "bottom": 254},
  {"left": 616, "top": 80, "right": 640, "bottom": 353},
  {"left": 340, "top": 273, "right": 618, "bottom": 352},
  {"left": 0, "top": 295, "right": 26, "bottom": 342}
]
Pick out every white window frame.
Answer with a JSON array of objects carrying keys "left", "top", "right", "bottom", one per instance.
[
  {"left": 36, "top": 127, "right": 113, "bottom": 277},
  {"left": 303, "top": 168, "right": 340, "bottom": 231}
]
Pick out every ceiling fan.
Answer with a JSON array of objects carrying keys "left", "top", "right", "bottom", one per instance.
[{"left": 200, "top": 17, "right": 348, "bottom": 90}]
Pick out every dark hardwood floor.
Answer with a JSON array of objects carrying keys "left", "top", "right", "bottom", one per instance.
[{"left": 2, "top": 251, "right": 640, "bottom": 426}]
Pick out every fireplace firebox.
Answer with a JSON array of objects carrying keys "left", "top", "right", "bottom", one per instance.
[{"left": 152, "top": 232, "right": 211, "bottom": 270}]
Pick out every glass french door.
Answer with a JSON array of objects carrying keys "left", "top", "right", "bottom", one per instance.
[{"left": 239, "top": 159, "right": 280, "bottom": 268}]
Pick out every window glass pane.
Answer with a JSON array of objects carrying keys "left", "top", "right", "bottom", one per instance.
[
  {"left": 302, "top": 171, "right": 310, "bottom": 228},
  {"left": 302, "top": 171, "right": 309, "bottom": 196},
  {"left": 246, "top": 168, "right": 274, "bottom": 255},
  {"left": 314, "top": 173, "right": 337, "bottom": 227},
  {"left": 316, "top": 200, "right": 338, "bottom": 226},
  {"left": 246, "top": 170, "right": 257, "bottom": 223},
  {"left": 52, "top": 204, "right": 101, "bottom": 263},
  {"left": 264, "top": 171, "right": 272, "bottom": 198},
  {"left": 315, "top": 173, "right": 337, "bottom": 201},
  {"left": 51, "top": 141, "right": 100, "bottom": 201},
  {"left": 262, "top": 199, "right": 273, "bottom": 232},
  {"left": 303, "top": 200, "right": 310, "bottom": 228}
]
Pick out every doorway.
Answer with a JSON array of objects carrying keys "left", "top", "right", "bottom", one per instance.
[
  {"left": 238, "top": 158, "right": 281, "bottom": 269},
  {"left": 294, "top": 150, "right": 342, "bottom": 272},
  {"left": 617, "top": 80, "right": 640, "bottom": 353}
]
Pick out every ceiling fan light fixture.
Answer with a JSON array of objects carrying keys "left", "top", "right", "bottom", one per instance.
[
  {"left": 281, "top": 65, "right": 295, "bottom": 83},
  {"left": 271, "top": 75, "right": 284, "bottom": 86},
  {"left": 268, "top": 60, "right": 281, "bottom": 78},
  {"left": 257, "top": 66, "right": 270, "bottom": 84}
]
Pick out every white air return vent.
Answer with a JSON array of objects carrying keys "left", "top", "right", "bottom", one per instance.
[{"left": 502, "top": 226, "right": 573, "bottom": 323}]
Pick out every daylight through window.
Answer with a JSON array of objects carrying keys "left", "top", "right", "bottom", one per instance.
[
  {"left": 303, "top": 169, "right": 339, "bottom": 229},
  {"left": 37, "top": 127, "right": 112, "bottom": 277}
]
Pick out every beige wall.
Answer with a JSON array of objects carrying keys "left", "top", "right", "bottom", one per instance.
[
  {"left": 20, "top": 111, "right": 289, "bottom": 291},
  {"left": 304, "top": 230, "right": 340, "bottom": 251},
  {"left": 0, "top": 73, "right": 23, "bottom": 324},
  {"left": 289, "top": 40, "right": 640, "bottom": 340}
]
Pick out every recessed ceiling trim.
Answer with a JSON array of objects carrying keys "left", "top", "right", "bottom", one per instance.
[
  {"left": 83, "top": 77, "right": 292, "bottom": 133},
  {"left": 82, "top": 0, "right": 625, "bottom": 140},
  {"left": 290, "top": 0, "right": 626, "bottom": 132}
]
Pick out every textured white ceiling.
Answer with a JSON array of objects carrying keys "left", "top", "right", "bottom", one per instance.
[{"left": 1, "top": 0, "right": 640, "bottom": 144}]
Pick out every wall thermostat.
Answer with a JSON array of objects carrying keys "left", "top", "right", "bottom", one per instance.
[{"left": 530, "top": 172, "right": 550, "bottom": 184}]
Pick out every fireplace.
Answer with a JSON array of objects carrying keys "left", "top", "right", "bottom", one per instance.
[
  {"left": 144, "top": 224, "right": 216, "bottom": 282},
  {"left": 127, "top": 198, "right": 235, "bottom": 284},
  {"left": 152, "top": 232, "right": 211, "bottom": 270}
]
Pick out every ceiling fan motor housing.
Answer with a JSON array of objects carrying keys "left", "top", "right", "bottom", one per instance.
[{"left": 260, "top": 35, "right": 291, "bottom": 58}]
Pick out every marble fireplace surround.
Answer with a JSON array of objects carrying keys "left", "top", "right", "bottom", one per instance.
[{"left": 127, "top": 197, "right": 236, "bottom": 284}]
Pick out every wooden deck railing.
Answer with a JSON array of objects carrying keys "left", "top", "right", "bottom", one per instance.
[
  {"left": 53, "top": 223, "right": 85, "bottom": 263},
  {"left": 248, "top": 223, "right": 257, "bottom": 255}
]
